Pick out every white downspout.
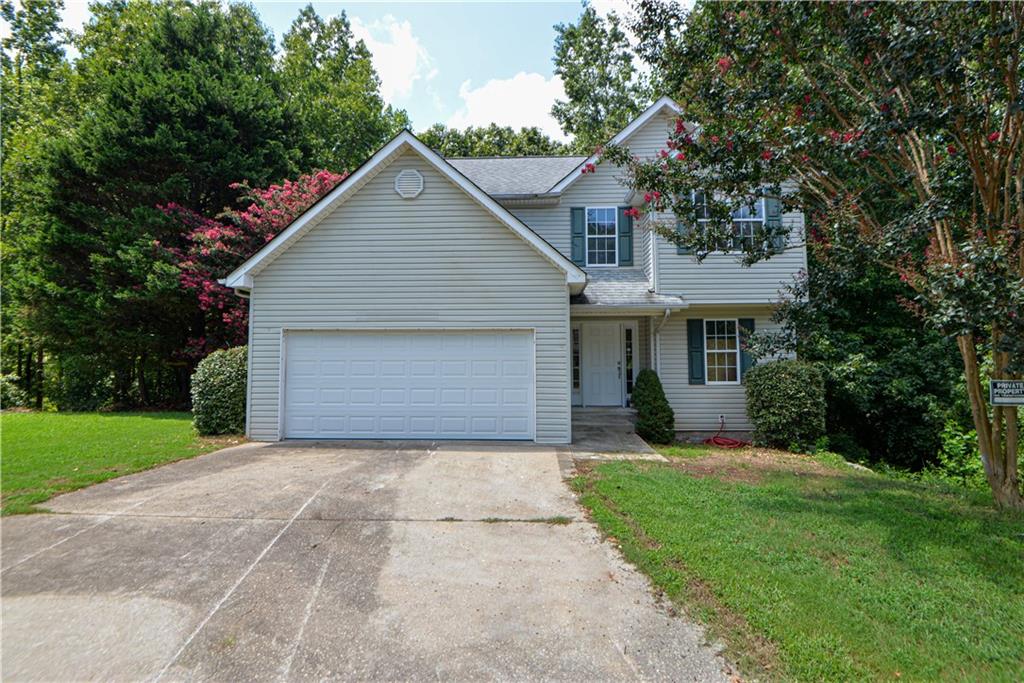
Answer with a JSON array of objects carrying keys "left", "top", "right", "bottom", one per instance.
[{"left": 654, "top": 307, "right": 671, "bottom": 375}]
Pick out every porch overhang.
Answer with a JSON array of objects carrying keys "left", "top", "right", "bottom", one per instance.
[{"left": 570, "top": 303, "right": 689, "bottom": 317}]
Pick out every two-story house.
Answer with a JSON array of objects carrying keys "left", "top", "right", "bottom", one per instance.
[{"left": 222, "top": 97, "right": 806, "bottom": 444}]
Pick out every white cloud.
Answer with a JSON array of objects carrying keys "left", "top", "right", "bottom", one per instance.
[
  {"left": 447, "top": 72, "right": 568, "bottom": 141},
  {"left": 350, "top": 14, "right": 436, "bottom": 103}
]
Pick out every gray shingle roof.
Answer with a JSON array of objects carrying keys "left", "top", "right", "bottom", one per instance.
[
  {"left": 447, "top": 156, "right": 587, "bottom": 196},
  {"left": 571, "top": 269, "right": 686, "bottom": 308}
]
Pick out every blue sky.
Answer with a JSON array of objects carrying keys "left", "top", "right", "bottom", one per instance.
[{"left": 6, "top": 0, "right": 642, "bottom": 140}]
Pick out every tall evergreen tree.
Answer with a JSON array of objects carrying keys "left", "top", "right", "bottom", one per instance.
[{"left": 19, "top": 0, "right": 301, "bottom": 403}]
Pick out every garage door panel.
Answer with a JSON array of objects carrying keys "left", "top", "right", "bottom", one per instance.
[{"left": 284, "top": 330, "right": 534, "bottom": 440}]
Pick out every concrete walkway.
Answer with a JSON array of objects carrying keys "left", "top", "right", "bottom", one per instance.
[
  {"left": 570, "top": 408, "right": 665, "bottom": 461},
  {"left": 2, "top": 441, "right": 725, "bottom": 682}
]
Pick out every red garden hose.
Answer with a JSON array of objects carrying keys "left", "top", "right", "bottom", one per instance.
[{"left": 702, "top": 416, "right": 750, "bottom": 448}]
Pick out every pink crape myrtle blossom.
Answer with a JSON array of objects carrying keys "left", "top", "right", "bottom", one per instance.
[{"left": 160, "top": 169, "right": 346, "bottom": 357}]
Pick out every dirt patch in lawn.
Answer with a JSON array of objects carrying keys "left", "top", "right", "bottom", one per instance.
[{"left": 665, "top": 448, "right": 839, "bottom": 485}]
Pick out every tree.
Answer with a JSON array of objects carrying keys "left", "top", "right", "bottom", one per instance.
[
  {"left": 749, "top": 241, "right": 964, "bottom": 470},
  {"left": 280, "top": 5, "right": 408, "bottom": 172},
  {"left": 18, "top": 0, "right": 302, "bottom": 404},
  {"left": 609, "top": 1, "right": 1024, "bottom": 507},
  {"left": 161, "top": 169, "right": 345, "bottom": 357},
  {"left": 1, "top": 0, "right": 71, "bottom": 407},
  {"left": 552, "top": 3, "right": 652, "bottom": 153},
  {"left": 418, "top": 123, "right": 568, "bottom": 157}
]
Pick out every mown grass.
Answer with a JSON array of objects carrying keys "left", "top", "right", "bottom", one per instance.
[
  {"left": 1, "top": 412, "right": 239, "bottom": 514},
  {"left": 574, "top": 448, "right": 1024, "bottom": 681}
]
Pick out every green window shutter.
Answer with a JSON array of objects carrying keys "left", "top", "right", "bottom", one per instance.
[
  {"left": 739, "top": 318, "right": 755, "bottom": 378},
  {"left": 676, "top": 220, "right": 693, "bottom": 255},
  {"left": 570, "top": 207, "right": 585, "bottom": 266},
  {"left": 617, "top": 206, "right": 633, "bottom": 266},
  {"left": 687, "top": 318, "right": 705, "bottom": 385},
  {"left": 765, "top": 196, "right": 784, "bottom": 252}
]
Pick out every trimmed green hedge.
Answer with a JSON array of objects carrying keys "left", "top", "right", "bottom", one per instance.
[
  {"left": 744, "top": 359, "right": 826, "bottom": 451},
  {"left": 191, "top": 346, "right": 247, "bottom": 435},
  {"left": 632, "top": 369, "right": 676, "bottom": 444}
]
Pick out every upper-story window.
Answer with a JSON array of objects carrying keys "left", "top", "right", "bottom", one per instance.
[
  {"left": 692, "top": 191, "right": 765, "bottom": 249},
  {"left": 586, "top": 207, "right": 617, "bottom": 266}
]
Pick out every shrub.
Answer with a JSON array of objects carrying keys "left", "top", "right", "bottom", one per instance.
[
  {"left": 744, "top": 360, "right": 826, "bottom": 451},
  {"left": 0, "top": 374, "right": 28, "bottom": 409},
  {"left": 49, "top": 354, "right": 114, "bottom": 411},
  {"left": 191, "top": 346, "right": 247, "bottom": 435},
  {"left": 632, "top": 369, "right": 676, "bottom": 444}
]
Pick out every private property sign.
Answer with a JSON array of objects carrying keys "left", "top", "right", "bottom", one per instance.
[{"left": 990, "top": 380, "right": 1024, "bottom": 406}]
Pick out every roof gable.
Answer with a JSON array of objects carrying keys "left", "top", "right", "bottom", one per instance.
[
  {"left": 222, "top": 131, "right": 586, "bottom": 291},
  {"left": 548, "top": 96, "right": 686, "bottom": 195}
]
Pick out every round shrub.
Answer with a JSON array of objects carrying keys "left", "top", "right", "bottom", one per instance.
[
  {"left": 1, "top": 374, "right": 28, "bottom": 409},
  {"left": 632, "top": 369, "right": 676, "bottom": 444},
  {"left": 191, "top": 346, "right": 247, "bottom": 435},
  {"left": 744, "top": 359, "right": 826, "bottom": 451}
]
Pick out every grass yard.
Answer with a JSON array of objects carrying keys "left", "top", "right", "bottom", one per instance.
[
  {"left": 574, "top": 446, "right": 1024, "bottom": 682},
  {"left": 1, "top": 412, "right": 240, "bottom": 515}
]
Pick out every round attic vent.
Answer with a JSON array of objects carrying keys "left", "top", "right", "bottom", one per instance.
[{"left": 394, "top": 169, "right": 424, "bottom": 198}]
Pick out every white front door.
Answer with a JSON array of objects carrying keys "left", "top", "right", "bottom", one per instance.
[{"left": 581, "top": 321, "right": 622, "bottom": 406}]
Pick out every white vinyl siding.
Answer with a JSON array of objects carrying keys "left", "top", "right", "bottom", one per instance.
[
  {"left": 656, "top": 306, "right": 785, "bottom": 432},
  {"left": 509, "top": 111, "right": 676, "bottom": 266},
  {"left": 651, "top": 184, "right": 807, "bottom": 304},
  {"left": 248, "top": 150, "right": 571, "bottom": 443},
  {"left": 505, "top": 109, "right": 806, "bottom": 305}
]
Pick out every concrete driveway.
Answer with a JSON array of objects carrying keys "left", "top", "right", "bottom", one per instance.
[{"left": 1, "top": 441, "right": 727, "bottom": 682}]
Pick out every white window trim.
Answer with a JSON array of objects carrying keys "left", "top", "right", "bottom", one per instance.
[
  {"left": 692, "top": 192, "right": 766, "bottom": 254},
  {"left": 704, "top": 318, "right": 741, "bottom": 385},
  {"left": 585, "top": 206, "right": 618, "bottom": 267}
]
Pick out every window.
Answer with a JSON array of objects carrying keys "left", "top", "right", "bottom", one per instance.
[
  {"left": 572, "top": 327, "right": 581, "bottom": 390},
  {"left": 730, "top": 199, "right": 763, "bottom": 248},
  {"left": 704, "top": 319, "right": 739, "bottom": 383},
  {"left": 586, "top": 207, "right": 617, "bottom": 266},
  {"left": 692, "top": 191, "right": 765, "bottom": 250}
]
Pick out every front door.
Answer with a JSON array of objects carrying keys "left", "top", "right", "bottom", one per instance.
[{"left": 582, "top": 321, "right": 622, "bottom": 406}]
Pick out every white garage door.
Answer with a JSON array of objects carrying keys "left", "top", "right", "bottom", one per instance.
[{"left": 283, "top": 330, "right": 535, "bottom": 440}]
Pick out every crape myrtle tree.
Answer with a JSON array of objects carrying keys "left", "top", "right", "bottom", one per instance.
[
  {"left": 604, "top": 1, "right": 1024, "bottom": 508},
  {"left": 160, "top": 170, "right": 345, "bottom": 358}
]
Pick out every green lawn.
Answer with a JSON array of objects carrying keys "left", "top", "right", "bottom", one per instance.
[
  {"left": 1, "top": 412, "right": 239, "bottom": 515},
  {"left": 574, "top": 446, "right": 1024, "bottom": 682}
]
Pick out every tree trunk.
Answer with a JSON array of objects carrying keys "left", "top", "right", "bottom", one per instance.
[
  {"left": 34, "top": 347, "right": 43, "bottom": 411},
  {"left": 958, "top": 334, "right": 1024, "bottom": 510},
  {"left": 137, "top": 354, "right": 149, "bottom": 407},
  {"left": 23, "top": 343, "right": 33, "bottom": 394}
]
